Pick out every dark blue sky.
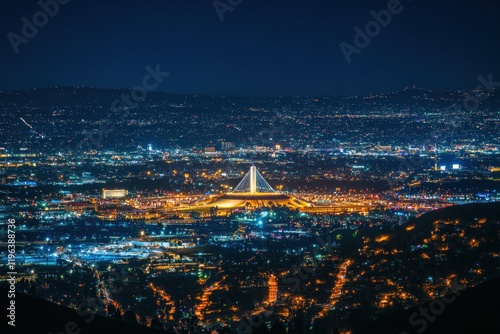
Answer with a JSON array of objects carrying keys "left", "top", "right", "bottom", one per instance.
[{"left": 1, "top": 0, "right": 499, "bottom": 96}]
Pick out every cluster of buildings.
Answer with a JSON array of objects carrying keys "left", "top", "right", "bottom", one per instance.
[{"left": 0, "top": 87, "right": 499, "bottom": 331}]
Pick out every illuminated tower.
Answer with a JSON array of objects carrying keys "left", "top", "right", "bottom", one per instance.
[
  {"left": 201, "top": 165, "right": 313, "bottom": 210},
  {"left": 434, "top": 143, "right": 438, "bottom": 171},
  {"left": 268, "top": 275, "right": 278, "bottom": 303},
  {"left": 250, "top": 165, "right": 257, "bottom": 193},
  {"left": 233, "top": 166, "right": 274, "bottom": 193}
]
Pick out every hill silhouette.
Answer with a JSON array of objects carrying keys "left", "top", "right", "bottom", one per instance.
[
  {"left": 1, "top": 286, "right": 165, "bottom": 334},
  {"left": 354, "top": 274, "right": 500, "bottom": 333},
  {"left": 5, "top": 275, "right": 499, "bottom": 334},
  {"left": 345, "top": 201, "right": 500, "bottom": 333},
  {"left": 407, "top": 201, "right": 500, "bottom": 233}
]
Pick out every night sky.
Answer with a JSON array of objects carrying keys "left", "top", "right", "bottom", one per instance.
[{"left": 1, "top": 0, "right": 499, "bottom": 96}]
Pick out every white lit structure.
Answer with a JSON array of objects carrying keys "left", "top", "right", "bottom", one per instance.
[
  {"left": 233, "top": 165, "right": 274, "bottom": 193},
  {"left": 102, "top": 189, "right": 128, "bottom": 199}
]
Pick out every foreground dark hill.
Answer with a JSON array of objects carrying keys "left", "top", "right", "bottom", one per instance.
[
  {"left": 0, "top": 287, "right": 164, "bottom": 334},
  {"left": 375, "top": 202, "right": 500, "bottom": 286},
  {"left": 3, "top": 275, "right": 500, "bottom": 334},
  {"left": 387, "top": 201, "right": 500, "bottom": 249},
  {"left": 354, "top": 274, "right": 500, "bottom": 334},
  {"left": 407, "top": 201, "right": 500, "bottom": 233},
  {"left": 334, "top": 202, "right": 500, "bottom": 333}
]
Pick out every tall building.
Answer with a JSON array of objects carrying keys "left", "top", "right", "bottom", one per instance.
[
  {"left": 434, "top": 143, "right": 439, "bottom": 171},
  {"left": 268, "top": 275, "right": 278, "bottom": 303},
  {"left": 221, "top": 141, "right": 235, "bottom": 151}
]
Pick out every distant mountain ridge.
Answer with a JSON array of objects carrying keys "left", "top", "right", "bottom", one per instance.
[
  {"left": 1, "top": 86, "right": 498, "bottom": 150},
  {"left": 1, "top": 85, "right": 498, "bottom": 102}
]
